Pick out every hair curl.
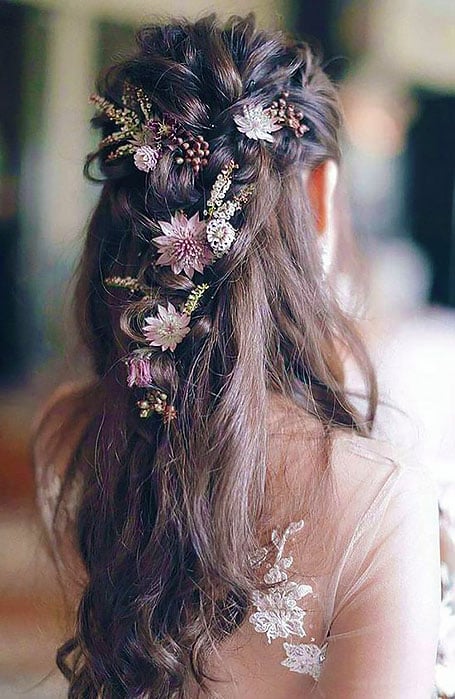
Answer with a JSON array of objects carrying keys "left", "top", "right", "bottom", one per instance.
[{"left": 34, "top": 13, "right": 377, "bottom": 698}]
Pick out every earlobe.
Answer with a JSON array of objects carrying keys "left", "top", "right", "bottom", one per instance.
[{"left": 307, "top": 159, "right": 339, "bottom": 236}]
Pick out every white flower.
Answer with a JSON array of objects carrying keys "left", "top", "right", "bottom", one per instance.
[
  {"left": 281, "top": 642, "right": 326, "bottom": 680},
  {"left": 142, "top": 302, "right": 191, "bottom": 352},
  {"left": 133, "top": 144, "right": 160, "bottom": 172},
  {"left": 233, "top": 104, "right": 282, "bottom": 142},
  {"left": 248, "top": 519, "right": 312, "bottom": 644},
  {"left": 206, "top": 218, "right": 236, "bottom": 257},
  {"left": 249, "top": 580, "right": 313, "bottom": 643},
  {"left": 154, "top": 211, "right": 213, "bottom": 277}
]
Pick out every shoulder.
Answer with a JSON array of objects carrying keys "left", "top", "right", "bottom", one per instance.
[
  {"left": 265, "top": 397, "right": 435, "bottom": 533},
  {"left": 32, "top": 380, "right": 92, "bottom": 487},
  {"left": 329, "top": 430, "right": 438, "bottom": 508},
  {"left": 32, "top": 381, "right": 93, "bottom": 537},
  {"left": 32, "top": 380, "right": 88, "bottom": 430},
  {"left": 328, "top": 433, "right": 440, "bottom": 616},
  {"left": 328, "top": 431, "right": 439, "bottom": 562}
]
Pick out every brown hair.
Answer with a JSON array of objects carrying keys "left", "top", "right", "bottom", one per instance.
[{"left": 34, "top": 13, "right": 376, "bottom": 698}]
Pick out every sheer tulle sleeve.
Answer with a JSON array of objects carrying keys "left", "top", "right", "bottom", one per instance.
[
  {"left": 209, "top": 435, "right": 441, "bottom": 699},
  {"left": 315, "top": 440, "right": 441, "bottom": 698}
]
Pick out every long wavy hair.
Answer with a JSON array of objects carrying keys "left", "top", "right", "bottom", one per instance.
[{"left": 33, "top": 13, "right": 377, "bottom": 698}]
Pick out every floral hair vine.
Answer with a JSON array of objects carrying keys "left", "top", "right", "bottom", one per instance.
[
  {"left": 234, "top": 91, "right": 309, "bottom": 142},
  {"left": 105, "top": 158, "right": 252, "bottom": 421},
  {"left": 104, "top": 282, "right": 209, "bottom": 423},
  {"left": 89, "top": 81, "right": 211, "bottom": 174}
]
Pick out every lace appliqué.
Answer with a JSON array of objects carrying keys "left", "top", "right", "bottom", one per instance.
[
  {"left": 282, "top": 641, "right": 327, "bottom": 680},
  {"left": 249, "top": 520, "right": 327, "bottom": 680}
]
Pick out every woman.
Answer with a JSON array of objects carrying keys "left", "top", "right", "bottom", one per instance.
[{"left": 33, "top": 14, "right": 440, "bottom": 698}]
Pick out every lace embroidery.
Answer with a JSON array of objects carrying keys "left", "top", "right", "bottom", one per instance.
[
  {"left": 282, "top": 641, "right": 328, "bottom": 680},
  {"left": 249, "top": 520, "right": 327, "bottom": 679}
]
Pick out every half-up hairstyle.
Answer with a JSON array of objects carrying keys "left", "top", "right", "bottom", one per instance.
[{"left": 33, "top": 13, "right": 377, "bottom": 698}]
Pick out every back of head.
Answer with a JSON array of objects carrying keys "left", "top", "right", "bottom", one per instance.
[{"left": 34, "top": 13, "right": 376, "bottom": 698}]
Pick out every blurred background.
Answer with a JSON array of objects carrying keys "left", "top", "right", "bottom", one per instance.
[{"left": 0, "top": 0, "right": 454, "bottom": 696}]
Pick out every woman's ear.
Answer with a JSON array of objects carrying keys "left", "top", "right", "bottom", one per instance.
[{"left": 307, "top": 159, "right": 339, "bottom": 236}]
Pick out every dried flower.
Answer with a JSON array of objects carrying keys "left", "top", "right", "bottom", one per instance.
[
  {"left": 145, "top": 117, "right": 178, "bottom": 141},
  {"left": 206, "top": 219, "right": 237, "bottom": 257},
  {"left": 154, "top": 212, "right": 213, "bottom": 278},
  {"left": 133, "top": 144, "right": 161, "bottom": 172},
  {"left": 137, "top": 389, "right": 177, "bottom": 421},
  {"left": 89, "top": 85, "right": 210, "bottom": 173},
  {"left": 182, "top": 283, "right": 210, "bottom": 315},
  {"left": 269, "top": 93, "right": 309, "bottom": 138},
  {"left": 125, "top": 349, "right": 155, "bottom": 387},
  {"left": 205, "top": 160, "right": 237, "bottom": 216},
  {"left": 104, "top": 276, "right": 144, "bottom": 293},
  {"left": 234, "top": 104, "right": 282, "bottom": 142},
  {"left": 142, "top": 301, "right": 191, "bottom": 352},
  {"left": 163, "top": 403, "right": 177, "bottom": 421}
]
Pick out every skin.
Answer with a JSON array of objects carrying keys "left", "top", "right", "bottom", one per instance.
[{"left": 307, "top": 159, "right": 339, "bottom": 238}]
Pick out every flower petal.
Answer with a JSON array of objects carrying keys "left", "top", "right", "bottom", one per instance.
[
  {"left": 156, "top": 251, "right": 174, "bottom": 267},
  {"left": 156, "top": 222, "right": 175, "bottom": 237}
]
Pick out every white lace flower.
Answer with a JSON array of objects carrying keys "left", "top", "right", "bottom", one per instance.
[
  {"left": 281, "top": 642, "right": 327, "bottom": 680},
  {"left": 133, "top": 144, "right": 160, "bottom": 172},
  {"left": 249, "top": 580, "right": 312, "bottom": 643},
  {"left": 249, "top": 520, "right": 312, "bottom": 645},
  {"left": 233, "top": 105, "right": 282, "bottom": 142},
  {"left": 142, "top": 302, "right": 191, "bottom": 352},
  {"left": 206, "top": 218, "right": 236, "bottom": 257},
  {"left": 264, "top": 559, "right": 292, "bottom": 584},
  {"left": 247, "top": 519, "right": 329, "bottom": 680}
]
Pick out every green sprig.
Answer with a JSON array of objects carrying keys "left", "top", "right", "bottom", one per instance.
[{"left": 182, "top": 283, "right": 210, "bottom": 316}]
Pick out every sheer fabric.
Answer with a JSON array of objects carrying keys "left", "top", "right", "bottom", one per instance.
[
  {"left": 201, "top": 434, "right": 441, "bottom": 698},
  {"left": 34, "top": 400, "right": 440, "bottom": 697}
]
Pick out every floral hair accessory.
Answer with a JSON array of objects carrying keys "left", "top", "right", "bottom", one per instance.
[
  {"left": 133, "top": 145, "right": 160, "bottom": 173},
  {"left": 233, "top": 105, "right": 282, "bottom": 142},
  {"left": 204, "top": 160, "right": 254, "bottom": 258},
  {"left": 152, "top": 160, "right": 254, "bottom": 269},
  {"left": 104, "top": 157, "right": 253, "bottom": 418},
  {"left": 234, "top": 92, "right": 309, "bottom": 143},
  {"left": 105, "top": 275, "right": 147, "bottom": 294},
  {"left": 125, "top": 348, "right": 156, "bottom": 388},
  {"left": 181, "top": 282, "right": 210, "bottom": 315},
  {"left": 89, "top": 82, "right": 210, "bottom": 174},
  {"left": 154, "top": 212, "right": 214, "bottom": 278},
  {"left": 137, "top": 389, "right": 177, "bottom": 422},
  {"left": 142, "top": 301, "right": 191, "bottom": 352},
  {"left": 140, "top": 281, "right": 209, "bottom": 353},
  {"left": 269, "top": 92, "right": 309, "bottom": 138},
  {"left": 108, "top": 280, "right": 209, "bottom": 419}
]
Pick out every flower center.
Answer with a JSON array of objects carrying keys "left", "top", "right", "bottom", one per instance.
[
  {"left": 173, "top": 234, "right": 202, "bottom": 261},
  {"left": 160, "top": 318, "right": 180, "bottom": 337}
]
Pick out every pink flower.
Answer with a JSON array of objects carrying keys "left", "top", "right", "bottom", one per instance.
[
  {"left": 153, "top": 211, "right": 214, "bottom": 278},
  {"left": 125, "top": 350, "right": 155, "bottom": 387},
  {"left": 133, "top": 144, "right": 160, "bottom": 172},
  {"left": 142, "top": 301, "right": 191, "bottom": 352}
]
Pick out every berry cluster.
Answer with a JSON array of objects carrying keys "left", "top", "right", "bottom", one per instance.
[
  {"left": 137, "top": 389, "right": 177, "bottom": 422},
  {"left": 269, "top": 92, "right": 309, "bottom": 138},
  {"left": 174, "top": 134, "right": 211, "bottom": 174},
  {"left": 90, "top": 84, "right": 211, "bottom": 175}
]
